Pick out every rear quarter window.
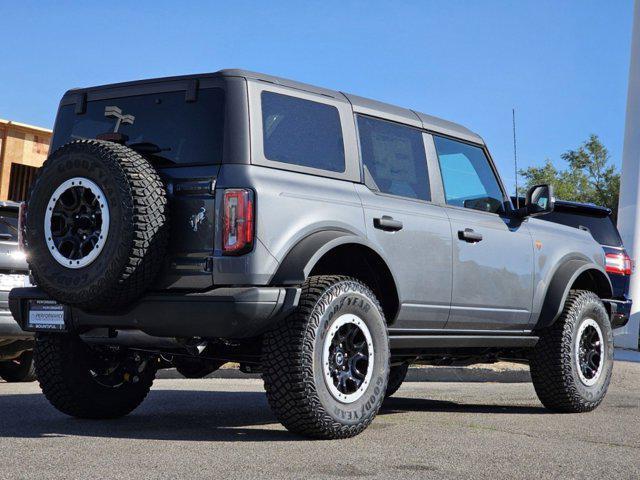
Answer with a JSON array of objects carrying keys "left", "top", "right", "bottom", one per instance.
[
  {"left": 261, "top": 91, "right": 345, "bottom": 173},
  {"left": 540, "top": 211, "right": 622, "bottom": 246}
]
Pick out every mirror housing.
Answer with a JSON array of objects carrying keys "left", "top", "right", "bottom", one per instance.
[
  {"left": 525, "top": 184, "right": 555, "bottom": 217},
  {"left": 511, "top": 184, "right": 555, "bottom": 219}
]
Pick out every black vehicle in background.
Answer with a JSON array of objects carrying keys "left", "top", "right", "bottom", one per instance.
[
  {"left": 0, "top": 201, "right": 34, "bottom": 382},
  {"left": 540, "top": 200, "right": 632, "bottom": 328},
  {"left": 513, "top": 197, "right": 633, "bottom": 328}
]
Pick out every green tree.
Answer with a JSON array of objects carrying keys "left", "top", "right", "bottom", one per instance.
[{"left": 519, "top": 134, "right": 620, "bottom": 212}]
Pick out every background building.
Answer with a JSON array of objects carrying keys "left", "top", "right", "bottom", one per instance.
[{"left": 0, "top": 118, "right": 51, "bottom": 202}]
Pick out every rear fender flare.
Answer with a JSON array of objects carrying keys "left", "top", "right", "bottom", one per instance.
[{"left": 270, "top": 230, "right": 398, "bottom": 287}]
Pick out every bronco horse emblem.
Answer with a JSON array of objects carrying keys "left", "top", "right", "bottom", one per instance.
[{"left": 190, "top": 207, "right": 206, "bottom": 232}]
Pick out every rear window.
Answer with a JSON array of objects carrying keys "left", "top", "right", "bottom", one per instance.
[
  {"left": 261, "top": 91, "right": 345, "bottom": 172},
  {"left": 541, "top": 211, "right": 623, "bottom": 246},
  {"left": 0, "top": 208, "right": 18, "bottom": 242},
  {"left": 51, "top": 88, "right": 225, "bottom": 165}
]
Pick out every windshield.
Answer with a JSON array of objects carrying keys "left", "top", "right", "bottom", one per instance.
[{"left": 51, "top": 88, "right": 225, "bottom": 165}]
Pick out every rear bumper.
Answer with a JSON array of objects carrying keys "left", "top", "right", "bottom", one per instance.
[
  {"left": 604, "top": 298, "right": 632, "bottom": 329},
  {"left": 9, "top": 286, "right": 301, "bottom": 339}
]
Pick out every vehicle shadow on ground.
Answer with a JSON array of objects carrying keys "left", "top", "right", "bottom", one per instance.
[
  {"left": 380, "top": 397, "right": 547, "bottom": 415},
  {"left": 0, "top": 388, "right": 547, "bottom": 441},
  {"left": 0, "top": 390, "right": 294, "bottom": 442}
]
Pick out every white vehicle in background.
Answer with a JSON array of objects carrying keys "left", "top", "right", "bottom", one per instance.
[{"left": 0, "top": 201, "right": 34, "bottom": 382}]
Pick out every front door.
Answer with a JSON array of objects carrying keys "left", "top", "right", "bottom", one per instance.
[{"left": 432, "top": 135, "right": 534, "bottom": 331}]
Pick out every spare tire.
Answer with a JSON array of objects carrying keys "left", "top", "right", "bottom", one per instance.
[{"left": 26, "top": 140, "right": 168, "bottom": 312}]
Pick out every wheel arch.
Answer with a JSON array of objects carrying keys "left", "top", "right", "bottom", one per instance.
[
  {"left": 534, "top": 259, "right": 613, "bottom": 330},
  {"left": 271, "top": 230, "right": 401, "bottom": 323}
]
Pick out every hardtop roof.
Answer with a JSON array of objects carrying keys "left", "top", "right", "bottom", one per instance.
[{"left": 63, "top": 68, "right": 484, "bottom": 145}]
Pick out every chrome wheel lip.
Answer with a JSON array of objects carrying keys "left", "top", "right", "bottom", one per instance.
[
  {"left": 322, "top": 313, "right": 374, "bottom": 404},
  {"left": 44, "top": 177, "right": 110, "bottom": 269},
  {"left": 575, "top": 318, "right": 605, "bottom": 387}
]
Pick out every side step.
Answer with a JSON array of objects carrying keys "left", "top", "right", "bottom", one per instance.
[{"left": 389, "top": 335, "right": 539, "bottom": 350}]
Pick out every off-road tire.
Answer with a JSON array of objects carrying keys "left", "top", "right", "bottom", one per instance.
[
  {"left": 25, "top": 140, "right": 168, "bottom": 311},
  {"left": 0, "top": 351, "right": 37, "bottom": 382},
  {"left": 34, "top": 333, "right": 156, "bottom": 419},
  {"left": 262, "top": 276, "right": 390, "bottom": 439},
  {"left": 385, "top": 363, "right": 409, "bottom": 398},
  {"left": 530, "top": 290, "right": 613, "bottom": 412}
]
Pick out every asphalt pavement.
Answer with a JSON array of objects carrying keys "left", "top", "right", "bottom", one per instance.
[{"left": 0, "top": 360, "right": 638, "bottom": 479}]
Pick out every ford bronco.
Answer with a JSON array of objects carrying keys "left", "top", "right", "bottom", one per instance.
[{"left": 9, "top": 70, "right": 625, "bottom": 438}]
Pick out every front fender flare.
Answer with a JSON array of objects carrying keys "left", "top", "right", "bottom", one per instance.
[{"left": 534, "top": 259, "right": 612, "bottom": 330}]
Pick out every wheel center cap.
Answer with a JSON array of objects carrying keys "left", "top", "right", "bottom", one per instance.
[{"left": 335, "top": 351, "right": 345, "bottom": 366}]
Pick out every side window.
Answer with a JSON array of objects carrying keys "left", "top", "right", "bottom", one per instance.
[
  {"left": 261, "top": 91, "right": 345, "bottom": 172},
  {"left": 433, "top": 136, "right": 505, "bottom": 214},
  {"left": 357, "top": 115, "right": 430, "bottom": 201}
]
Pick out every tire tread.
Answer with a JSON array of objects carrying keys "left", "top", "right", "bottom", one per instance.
[
  {"left": 262, "top": 275, "right": 387, "bottom": 439},
  {"left": 530, "top": 289, "right": 612, "bottom": 412}
]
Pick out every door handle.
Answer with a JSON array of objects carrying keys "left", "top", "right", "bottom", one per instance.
[
  {"left": 458, "top": 228, "right": 483, "bottom": 243},
  {"left": 374, "top": 216, "right": 403, "bottom": 232}
]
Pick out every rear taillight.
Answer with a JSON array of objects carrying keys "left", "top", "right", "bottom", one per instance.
[
  {"left": 605, "top": 251, "right": 633, "bottom": 276},
  {"left": 18, "top": 201, "right": 26, "bottom": 251},
  {"left": 222, "top": 189, "right": 254, "bottom": 255}
]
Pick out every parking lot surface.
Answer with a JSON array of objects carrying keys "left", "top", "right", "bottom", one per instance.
[{"left": 1, "top": 361, "right": 638, "bottom": 480}]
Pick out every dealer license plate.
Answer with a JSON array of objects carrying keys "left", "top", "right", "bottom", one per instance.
[{"left": 27, "top": 300, "right": 67, "bottom": 331}]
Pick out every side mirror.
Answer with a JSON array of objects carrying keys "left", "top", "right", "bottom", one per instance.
[{"left": 525, "top": 184, "right": 555, "bottom": 217}]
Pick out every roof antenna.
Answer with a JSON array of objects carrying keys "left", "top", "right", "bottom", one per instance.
[{"left": 512, "top": 108, "right": 519, "bottom": 208}]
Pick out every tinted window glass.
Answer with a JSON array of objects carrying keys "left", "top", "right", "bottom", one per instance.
[
  {"left": 357, "top": 115, "right": 430, "bottom": 201},
  {"left": 261, "top": 92, "right": 345, "bottom": 172},
  {"left": 541, "top": 211, "right": 622, "bottom": 246},
  {"left": 0, "top": 208, "right": 18, "bottom": 242},
  {"left": 434, "top": 136, "right": 504, "bottom": 213},
  {"left": 52, "top": 88, "right": 225, "bottom": 165}
]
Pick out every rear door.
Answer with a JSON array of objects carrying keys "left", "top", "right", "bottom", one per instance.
[
  {"left": 431, "top": 135, "right": 534, "bottom": 331},
  {"left": 355, "top": 115, "right": 452, "bottom": 329}
]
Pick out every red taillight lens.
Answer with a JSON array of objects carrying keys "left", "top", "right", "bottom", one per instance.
[
  {"left": 17, "top": 201, "right": 26, "bottom": 251},
  {"left": 605, "top": 252, "right": 633, "bottom": 276},
  {"left": 222, "top": 189, "right": 254, "bottom": 255}
]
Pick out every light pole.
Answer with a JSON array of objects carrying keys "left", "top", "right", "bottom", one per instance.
[{"left": 616, "top": 0, "right": 640, "bottom": 350}]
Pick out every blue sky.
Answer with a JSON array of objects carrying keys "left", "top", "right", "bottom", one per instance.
[{"left": 0, "top": 1, "right": 633, "bottom": 193}]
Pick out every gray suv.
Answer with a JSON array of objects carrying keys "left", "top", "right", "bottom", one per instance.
[{"left": 10, "top": 70, "right": 623, "bottom": 438}]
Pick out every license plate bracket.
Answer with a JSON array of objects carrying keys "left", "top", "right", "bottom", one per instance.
[{"left": 26, "top": 300, "right": 68, "bottom": 332}]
